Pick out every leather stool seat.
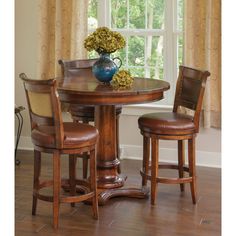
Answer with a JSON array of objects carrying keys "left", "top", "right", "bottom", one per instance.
[
  {"left": 31, "top": 122, "right": 98, "bottom": 149},
  {"left": 138, "top": 112, "right": 195, "bottom": 135}
]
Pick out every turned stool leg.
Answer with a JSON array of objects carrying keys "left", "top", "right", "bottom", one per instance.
[
  {"left": 32, "top": 150, "right": 41, "bottom": 215},
  {"left": 188, "top": 137, "right": 197, "bottom": 204},
  {"left": 82, "top": 118, "right": 90, "bottom": 179},
  {"left": 53, "top": 151, "right": 61, "bottom": 229},
  {"left": 73, "top": 118, "right": 89, "bottom": 179},
  {"left": 69, "top": 155, "right": 77, "bottom": 207},
  {"left": 178, "top": 140, "right": 185, "bottom": 192},
  {"left": 82, "top": 156, "right": 88, "bottom": 179},
  {"left": 142, "top": 136, "right": 150, "bottom": 186},
  {"left": 90, "top": 149, "right": 98, "bottom": 219},
  {"left": 151, "top": 138, "right": 159, "bottom": 205}
]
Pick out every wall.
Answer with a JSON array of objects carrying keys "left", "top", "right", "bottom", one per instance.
[
  {"left": 15, "top": 0, "right": 221, "bottom": 168},
  {"left": 120, "top": 106, "right": 221, "bottom": 167},
  {"left": 15, "top": 0, "right": 37, "bottom": 136}
]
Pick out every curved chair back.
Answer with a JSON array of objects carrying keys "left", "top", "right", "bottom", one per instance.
[
  {"left": 20, "top": 73, "right": 64, "bottom": 148},
  {"left": 58, "top": 58, "right": 98, "bottom": 77},
  {"left": 173, "top": 66, "right": 210, "bottom": 132}
]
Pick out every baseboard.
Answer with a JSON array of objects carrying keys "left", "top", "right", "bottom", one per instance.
[
  {"left": 18, "top": 136, "right": 221, "bottom": 168},
  {"left": 18, "top": 136, "right": 33, "bottom": 150},
  {"left": 120, "top": 144, "right": 221, "bottom": 168}
]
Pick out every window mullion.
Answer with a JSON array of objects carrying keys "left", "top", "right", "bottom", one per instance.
[
  {"left": 145, "top": 0, "right": 147, "bottom": 29},
  {"left": 172, "top": 0, "right": 178, "bottom": 101},
  {"left": 144, "top": 0, "right": 147, "bottom": 77},
  {"left": 126, "top": 36, "right": 128, "bottom": 67},
  {"left": 98, "top": 0, "right": 109, "bottom": 27},
  {"left": 164, "top": 0, "right": 175, "bottom": 105},
  {"left": 126, "top": 0, "right": 130, "bottom": 68},
  {"left": 127, "top": 0, "right": 130, "bottom": 28},
  {"left": 109, "top": 29, "right": 165, "bottom": 36}
]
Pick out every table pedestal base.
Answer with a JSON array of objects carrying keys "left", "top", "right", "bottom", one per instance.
[
  {"left": 97, "top": 186, "right": 149, "bottom": 205},
  {"left": 62, "top": 179, "right": 149, "bottom": 206}
]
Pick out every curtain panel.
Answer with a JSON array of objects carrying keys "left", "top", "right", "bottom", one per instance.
[
  {"left": 184, "top": 0, "right": 221, "bottom": 128},
  {"left": 36, "top": 0, "right": 88, "bottom": 80}
]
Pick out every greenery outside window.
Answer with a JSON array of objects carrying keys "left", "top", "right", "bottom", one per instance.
[{"left": 88, "top": 0, "right": 183, "bottom": 105}]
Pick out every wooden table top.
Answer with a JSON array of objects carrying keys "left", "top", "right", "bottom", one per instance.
[{"left": 57, "top": 75, "right": 170, "bottom": 105}]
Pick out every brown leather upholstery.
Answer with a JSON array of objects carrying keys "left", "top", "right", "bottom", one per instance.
[
  {"left": 138, "top": 112, "right": 195, "bottom": 135},
  {"left": 63, "top": 123, "right": 98, "bottom": 147},
  {"left": 31, "top": 123, "right": 98, "bottom": 149}
]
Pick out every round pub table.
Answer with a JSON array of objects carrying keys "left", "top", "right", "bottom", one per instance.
[{"left": 57, "top": 73, "right": 170, "bottom": 205}]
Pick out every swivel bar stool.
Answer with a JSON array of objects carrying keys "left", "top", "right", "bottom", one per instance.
[
  {"left": 138, "top": 66, "right": 210, "bottom": 205},
  {"left": 20, "top": 73, "right": 99, "bottom": 228}
]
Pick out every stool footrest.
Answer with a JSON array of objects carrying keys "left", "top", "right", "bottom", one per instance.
[
  {"left": 157, "top": 176, "right": 192, "bottom": 184},
  {"left": 158, "top": 163, "right": 189, "bottom": 172},
  {"left": 36, "top": 193, "right": 53, "bottom": 202},
  {"left": 61, "top": 192, "right": 94, "bottom": 203},
  {"left": 38, "top": 180, "right": 53, "bottom": 189},
  {"left": 140, "top": 162, "right": 193, "bottom": 184},
  {"left": 34, "top": 178, "right": 92, "bottom": 203},
  {"left": 140, "top": 170, "right": 193, "bottom": 184}
]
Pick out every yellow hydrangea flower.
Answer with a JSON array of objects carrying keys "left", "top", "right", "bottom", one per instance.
[
  {"left": 84, "top": 27, "right": 126, "bottom": 54},
  {"left": 112, "top": 70, "right": 134, "bottom": 88}
]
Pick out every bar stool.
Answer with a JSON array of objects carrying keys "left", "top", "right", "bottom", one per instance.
[
  {"left": 20, "top": 73, "right": 99, "bottom": 228},
  {"left": 138, "top": 66, "right": 210, "bottom": 205},
  {"left": 58, "top": 59, "right": 122, "bottom": 176}
]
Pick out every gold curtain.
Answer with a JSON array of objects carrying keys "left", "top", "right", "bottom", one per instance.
[
  {"left": 36, "top": 0, "right": 88, "bottom": 80},
  {"left": 184, "top": 0, "right": 221, "bottom": 128}
]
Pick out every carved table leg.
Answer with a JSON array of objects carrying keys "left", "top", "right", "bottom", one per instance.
[{"left": 97, "top": 187, "right": 149, "bottom": 206}]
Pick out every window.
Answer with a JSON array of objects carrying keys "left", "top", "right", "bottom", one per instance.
[{"left": 88, "top": 0, "right": 184, "bottom": 105}]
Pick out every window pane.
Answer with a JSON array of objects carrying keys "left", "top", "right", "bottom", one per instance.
[
  {"left": 113, "top": 47, "right": 127, "bottom": 66},
  {"left": 88, "top": 0, "right": 98, "bottom": 29},
  {"left": 128, "top": 67, "right": 145, "bottom": 77},
  {"left": 128, "top": 36, "right": 145, "bottom": 66},
  {"left": 146, "top": 36, "right": 164, "bottom": 79},
  {"left": 177, "top": 0, "right": 184, "bottom": 31},
  {"left": 111, "top": 0, "right": 127, "bottom": 28},
  {"left": 146, "top": 36, "right": 163, "bottom": 66},
  {"left": 88, "top": 51, "right": 98, "bottom": 59},
  {"left": 150, "top": 67, "right": 164, "bottom": 80},
  {"left": 147, "top": 0, "right": 165, "bottom": 29},
  {"left": 129, "top": 0, "right": 145, "bottom": 29}
]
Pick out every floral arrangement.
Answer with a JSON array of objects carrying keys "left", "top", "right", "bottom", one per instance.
[
  {"left": 84, "top": 27, "right": 126, "bottom": 54},
  {"left": 112, "top": 70, "right": 134, "bottom": 88}
]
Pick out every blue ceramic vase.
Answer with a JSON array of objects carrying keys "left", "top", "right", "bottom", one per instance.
[{"left": 92, "top": 53, "right": 122, "bottom": 83}]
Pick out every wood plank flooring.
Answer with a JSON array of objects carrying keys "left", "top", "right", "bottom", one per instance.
[{"left": 15, "top": 150, "right": 221, "bottom": 236}]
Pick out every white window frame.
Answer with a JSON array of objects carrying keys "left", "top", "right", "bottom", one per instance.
[{"left": 89, "top": 0, "right": 183, "bottom": 108}]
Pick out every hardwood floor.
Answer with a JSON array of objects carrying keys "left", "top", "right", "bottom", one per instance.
[{"left": 15, "top": 150, "right": 221, "bottom": 236}]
